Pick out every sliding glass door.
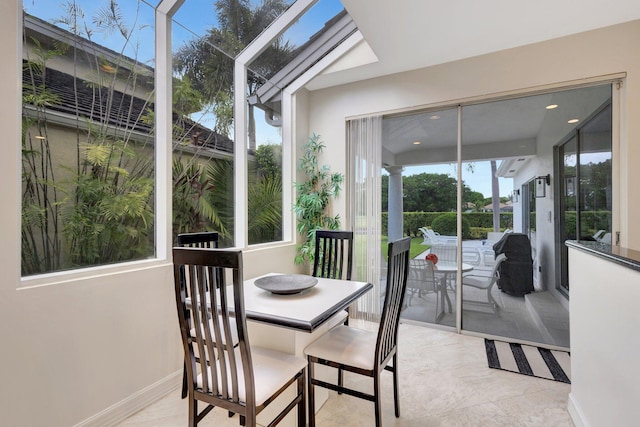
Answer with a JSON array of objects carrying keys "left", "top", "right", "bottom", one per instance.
[{"left": 376, "top": 81, "right": 615, "bottom": 347}]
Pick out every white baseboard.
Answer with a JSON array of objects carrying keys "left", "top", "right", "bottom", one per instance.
[
  {"left": 567, "top": 392, "right": 587, "bottom": 427},
  {"left": 74, "top": 370, "right": 182, "bottom": 427}
]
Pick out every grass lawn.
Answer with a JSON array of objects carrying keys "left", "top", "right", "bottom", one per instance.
[{"left": 381, "top": 236, "right": 427, "bottom": 259}]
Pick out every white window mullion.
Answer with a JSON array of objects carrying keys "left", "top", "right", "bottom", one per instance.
[
  {"left": 234, "top": 65, "right": 248, "bottom": 248},
  {"left": 155, "top": 0, "right": 182, "bottom": 260}
]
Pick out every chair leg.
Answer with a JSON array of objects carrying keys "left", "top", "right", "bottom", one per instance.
[
  {"left": 297, "top": 372, "right": 306, "bottom": 427},
  {"left": 181, "top": 362, "right": 188, "bottom": 399},
  {"left": 373, "top": 371, "right": 382, "bottom": 427},
  {"left": 488, "top": 289, "right": 501, "bottom": 313},
  {"left": 440, "top": 278, "right": 453, "bottom": 313},
  {"left": 188, "top": 397, "right": 196, "bottom": 427},
  {"left": 308, "top": 358, "right": 316, "bottom": 427},
  {"left": 392, "top": 354, "right": 400, "bottom": 418}
]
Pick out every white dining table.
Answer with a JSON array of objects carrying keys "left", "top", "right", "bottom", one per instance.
[
  {"left": 237, "top": 273, "right": 372, "bottom": 426},
  {"left": 241, "top": 273, "right": 373, "bottom": 332}
]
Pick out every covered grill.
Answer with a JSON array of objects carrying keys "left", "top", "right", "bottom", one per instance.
[{"left": 492, "top": 233, "right": 534, "bottom": 296}]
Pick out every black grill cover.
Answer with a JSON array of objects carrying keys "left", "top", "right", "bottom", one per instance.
[{"left": 492, "top": 233, "right": 534, "bottom": 296}]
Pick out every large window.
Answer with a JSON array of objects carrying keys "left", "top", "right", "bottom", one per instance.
[
  {"left": 21, "top": 1, "right": 157, "bottom": 276},
  {"left": 21, "top": 0, "right": 354, "bottom": 277}
]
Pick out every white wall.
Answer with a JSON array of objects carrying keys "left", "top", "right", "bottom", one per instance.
[
  {"left": 307, "top": 19, "right": 640, "bottom": 252},
  {"left": 0, "top": 1, "right": 303, "bottom": 425},
  {"left": 568, "top": 246, "right": 640, "bottom": 426}
]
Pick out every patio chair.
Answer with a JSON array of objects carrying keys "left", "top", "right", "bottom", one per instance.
[
  {"left": 430, "top": 243, "right": 457, "bottom": 263},
  {"left": 594, "top": 230, "right": 612, "bottom": 244},
  {"left": 430, "top": 243, "right": 458, "bottom": 290},
  {"left": 304, "top": 237, "right": 411, "bottom": 427},
  {"left": 419, "top": 227, "right": 457, "bottom": 245},
  {"left": 173, "top": 247, "right": 306, "bottom": 427},
  {"left": 461, "top": 253, "right": 507, "bottom": 314},
  {"left": 406, "top": 258, "right": 451, "bottom": 319}
]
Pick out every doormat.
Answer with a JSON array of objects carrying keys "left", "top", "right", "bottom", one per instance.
[{"left": 484, "top": 339, "right": 571, "bottom": 384}]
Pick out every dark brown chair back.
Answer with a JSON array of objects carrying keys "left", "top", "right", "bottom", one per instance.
[
  {"left": 176, "top": 232, "right": 222, "bottom": 400},
  {"left": 172, "top": 247, "right": 255, "bottom": 418},
  {"left": 376, "top": 237, "right": 410, "bottom": 368},
  {"left": 177, "top": 231, "right": 219, "bottom": 248},
  {"left": 312, "top": 230, "right": 354, "bottom": 280}
]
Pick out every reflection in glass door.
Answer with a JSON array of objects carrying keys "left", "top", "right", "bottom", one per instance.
[
  {"left": 558, "top": 136, "right": 577, "bottom": 294},
  {"left": 556, "top": 102, "right": 612, "bottom": 295}
]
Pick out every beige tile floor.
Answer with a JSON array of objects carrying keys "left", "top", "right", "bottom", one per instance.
[{"left": 119, "top": 320, "right": 573, "bottom": 426}]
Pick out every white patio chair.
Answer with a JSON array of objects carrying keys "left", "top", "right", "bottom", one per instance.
[
  {"left": 461, "top": 253, "right": 507, "bottom": 314},
  {"left": 419, "top": 227, "right": 456, "bottom": 246},
  {"left": 405, "top": 258, "right": 451, "bottom": 318}
]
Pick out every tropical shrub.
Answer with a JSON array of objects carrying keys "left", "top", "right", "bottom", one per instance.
[{"left": 431, "top": 213, "right": 472, "bottom": 239}]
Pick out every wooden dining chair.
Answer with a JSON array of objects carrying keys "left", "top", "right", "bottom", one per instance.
[
  {"left": 177, "top": 231, "right": 219, "bottom": 248},
  {"left": 173, "top": 247, "right": 307, "bottom": 427},
  {"left": 312, "top": 230, "right": 354, "bottom": 322},
  {"left": 312, "top": 230, "right": 354, "bottom": 281},
  {"left": 304, "top": 237, "right": 411, "bottom": 427},
  {"left": 177, "top": 231, "right": 222, "bottom": 399},
  {"left": 312, "top": 229, "right": 354, "bottom": 391}
]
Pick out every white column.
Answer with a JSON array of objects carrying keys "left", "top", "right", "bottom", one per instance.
[{"left": 386, "top": 166, "right": 404, "bottom": 242}]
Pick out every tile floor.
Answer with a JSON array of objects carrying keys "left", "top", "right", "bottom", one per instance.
[{"left": 118, "top": 320, "right": 573, "bottom": 426}]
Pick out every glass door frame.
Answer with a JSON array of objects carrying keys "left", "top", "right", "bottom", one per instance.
[{"left": 554, "top": 98, "right": 614, "bottom": 298}]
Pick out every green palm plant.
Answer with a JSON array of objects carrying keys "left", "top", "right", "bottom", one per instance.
[
  {"left": 172, "top": 157, "right": 229, "bottom": 240},
  {"left": 248, "top": 172, "right": 282, "bottom": 244},
  {"left": 173, "top": 0, "right": 294, "bottom": 148}
]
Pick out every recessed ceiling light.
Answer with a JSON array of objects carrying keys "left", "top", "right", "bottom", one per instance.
[
  {"left": 546, "top": 104, "right": 558, "bottom": 110},
  {"left": 429, "top": 115, "right": 440, "bottom": 120},
  {"left": 412, "top": 141, "right": 421, "bottom": 145},
  {"left": 568, "top": 118, "right": 580, "bottom": 124}
]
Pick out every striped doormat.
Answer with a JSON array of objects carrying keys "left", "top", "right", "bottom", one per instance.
[{"left": 484, "top": 339, "right": 571, "bottom": 384}]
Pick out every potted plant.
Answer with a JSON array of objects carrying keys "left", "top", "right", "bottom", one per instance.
[{"left": 293, "top": 133, "right": 344, "bottom": 265}]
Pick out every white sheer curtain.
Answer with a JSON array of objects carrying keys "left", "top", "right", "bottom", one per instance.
[{"left": 347, "top": 116, "right": 383, "bottom": 321}]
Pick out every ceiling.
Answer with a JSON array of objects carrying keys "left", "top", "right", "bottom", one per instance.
[
  {"left": 309, "top": 0, "right": 640, "bottom": 90},
  {"left": 303, "top": 0, "right": 632, "bottom": 172},
  {"left": 381, "top": 85, "right": 612, "bottom": 163}
]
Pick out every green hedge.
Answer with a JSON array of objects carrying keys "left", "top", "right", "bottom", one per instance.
[
  {"left": 381, "top": 212, "right": 513, "bottom": 237},
  {"left": 379, "top": 210, "right": 611, "bottom": 240},
  {"left": 432, "top": 213, "right": 472, "bottom": 239},
  {"left": 563, "top": 210, "right": 611, "bottom": 239}
]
